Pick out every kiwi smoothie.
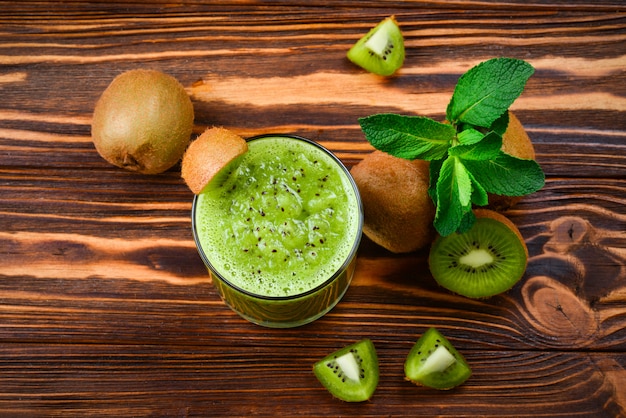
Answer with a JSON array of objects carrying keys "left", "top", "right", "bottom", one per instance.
[{"left": 192, "top": 135, "right": 362, "bottom": 327}]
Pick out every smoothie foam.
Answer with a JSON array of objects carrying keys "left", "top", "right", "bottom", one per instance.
[{"left": 195, "top": 136, "right": 360, "bottom": 298}]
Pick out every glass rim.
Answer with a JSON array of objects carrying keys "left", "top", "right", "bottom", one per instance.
[{"left": 191, "top": 133, "right": 363, "bottom": 301}]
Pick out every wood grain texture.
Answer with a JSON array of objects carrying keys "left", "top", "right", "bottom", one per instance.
[{"left": 0, "top": 1, "right": 625, "bottom": 417}]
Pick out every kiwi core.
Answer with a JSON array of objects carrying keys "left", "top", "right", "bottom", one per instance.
[
  {"left": 336, "top": 352, "right": 361, "bottom": 382},
  {"left": 460, "top": 249, "right": 494, "bottom": 268},
  {"left": 420, "top": 345, "right": 456, "bottom": 376},
  {"left": 364, "top": 19, "right": 393, "bottom": 56}
]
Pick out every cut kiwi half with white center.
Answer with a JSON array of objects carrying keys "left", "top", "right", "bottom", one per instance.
[
  {"left": 404, "top": 328, "right": 471, "bottom": 390},
  {"left": 347, "top": 16, "right": 405, "bottom": 76},
  {"left": 429, "top": 209, "right": 529, "bottom": 298},
  {"left": 313, "top": 339, "right": 379, "bottom": 402}
]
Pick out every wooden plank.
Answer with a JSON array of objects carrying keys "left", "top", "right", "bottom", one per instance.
[
  {"left": 0, "top": 1, "right": 625, "bottom": 416},
  {"left": 0, "top": 344, "right": 623, "bottom": 417}
]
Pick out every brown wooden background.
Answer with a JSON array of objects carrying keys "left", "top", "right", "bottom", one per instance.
[{"left": 1, "top": 1, "right": 625, "bottom": 416}]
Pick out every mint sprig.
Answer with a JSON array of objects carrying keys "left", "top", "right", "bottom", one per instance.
[{"left": 358, "top": 57, "right": 545, "bottom": 236}]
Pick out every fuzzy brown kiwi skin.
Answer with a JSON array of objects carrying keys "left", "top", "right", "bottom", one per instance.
[
  {"left": 181, "top": 127, "right": 248, "bottom": 195},
  {"left": 473, "top": 208, "right": 529, "bottom": 259},
  {"left": 91, "top": 69, "right": 194, "bottom": 175},
  {"left": 488, "top": 112, "right": 537, "bottom": 211},
  {"left": 351, "top": 151, "right": 435, "bottom": 253}
]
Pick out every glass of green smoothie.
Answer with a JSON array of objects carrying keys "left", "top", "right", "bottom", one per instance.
[{"left": 192, "top": 134, "right": 363, "bottom": 328}]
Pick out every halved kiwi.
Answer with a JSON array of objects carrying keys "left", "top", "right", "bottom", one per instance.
[
  {"left": 347, "top": 16, "right": 405, "bottom": 76},
  {"left": 404, "top": 328, "right": 471, "bottom": 390},
  {"left": 180, "top": 127, "right": 248, "bottom": 194},
  {"left": 428, "top": 209, "right": 528, "bottom": 298},
  {"left": 313, "top": 339, "right": 379, "bottom": 402}
]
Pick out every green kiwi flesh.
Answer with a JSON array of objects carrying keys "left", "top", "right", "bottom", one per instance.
[
  {"left": 429, "top": 216, "right": 528, "bottom": 298},
  {"left": 313, "top": 339, "right": 379, "bottom": 402},
  {"left": 404, "top": 328, "right": 471, "bottom": 390},
  {"left": 347, "top": 16, "right": 405, "bottom": 76}
]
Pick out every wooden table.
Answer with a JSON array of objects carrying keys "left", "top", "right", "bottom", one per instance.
[{"left": 2, "top": 1, "right": 625, "bottom": 416}]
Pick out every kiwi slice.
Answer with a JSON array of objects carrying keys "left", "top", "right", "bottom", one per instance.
[
  {"left": 313, "top": 339, "right": 379, "bottom": 402},
  {"left": 428, "top": 209, "right": 529, "bottom": 298},
  {"left": 347, "top": 16, "right": 405, "bottom": 76},
  {"left": 404, "top": 328, "right": 471, "bottom": 390}
]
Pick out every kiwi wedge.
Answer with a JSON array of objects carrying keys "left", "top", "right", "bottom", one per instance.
[
  {"left": 347, "top": 16, "right": 405, "bottom": 76},
  {"left": 404, "top": 328, "right": 471, "bottom": 390},
  {"left": 313, "top": 339, "right": 379, "bottom": 402},
  {"left": 429, "top": 209, "right": 528, "bottom": 298}
]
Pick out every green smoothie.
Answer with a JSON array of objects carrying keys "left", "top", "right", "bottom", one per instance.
[{"left": 192, "top": 134, "right": 362, "bottom": 327}]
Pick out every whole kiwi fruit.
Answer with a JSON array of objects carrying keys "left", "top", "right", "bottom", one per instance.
[
  {"left": 350, "top": 150, "right": 435, "bottom": 253},
  {"left": 91, "top": 69, "right": 194, "bottom": 174}
]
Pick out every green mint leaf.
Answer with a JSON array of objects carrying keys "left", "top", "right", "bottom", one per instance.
[
  {"left": 428, "top": 157, "right": 444, "bottom": 203},
  {"left": 457, "top": 127, "right": 484, "bottom": 145},
  {"left": 468, "top": 169, "right": 488, "bottom": 206},
  {"left": 446, "top": 58, "right": 534, "bottom": 128},
  {"left": 489, "top": 111, "right": 510, "bottom": 136},
  {"left": 434, "top": 157, "right": 472, "bottom": 236},
  {"left": 449, "top": 131, "right": 502, "bottom": 160},
  {"left": 359, "top": 114, "right": 455, "bottom": 161},
  {"left": 457, "top": 209, "right": 476, "bottom": 234},
  {"left": 463, "top": 151, "right": 545, "bottom": 196}
]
